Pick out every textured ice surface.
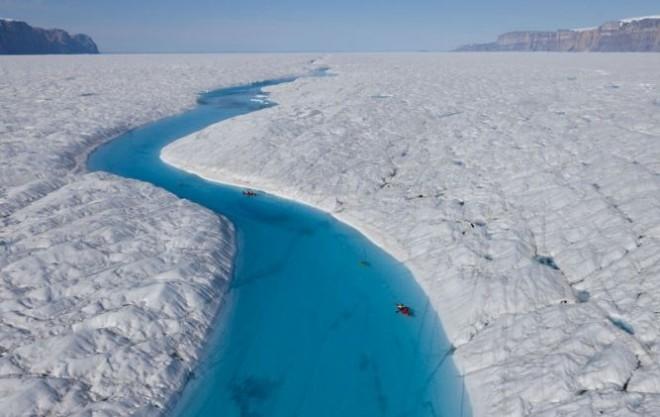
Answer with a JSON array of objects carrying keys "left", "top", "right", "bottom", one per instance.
[
  {"left": 0, "top": 54, "right": 316, "bottom": 416},
  {"left": 163, "top": 53, "right": 660, "bottom": 416}
]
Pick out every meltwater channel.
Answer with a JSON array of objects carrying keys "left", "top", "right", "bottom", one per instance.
[{"left": 87, "top": 71, "right": 470, "bottom": 417}]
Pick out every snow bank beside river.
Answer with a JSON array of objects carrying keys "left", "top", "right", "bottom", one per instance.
[
  {"left": 0, "top": 54, "right": 316, "bottom": 416},
  {"left": 162, "top": 53, "right": 660, "bottom": 416}
]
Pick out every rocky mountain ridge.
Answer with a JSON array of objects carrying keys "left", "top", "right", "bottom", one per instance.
[
  {"left": 0, "top": 18, "right": 99, "bottom": 54},
  {"left": 456, "top": 15, "right": 660, "bottom": 52}
]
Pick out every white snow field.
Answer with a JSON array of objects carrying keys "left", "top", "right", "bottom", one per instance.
[
  {"left": 163, "top": 53, "right": 660, "bottom": 417},
  {"left": 0, "top": 54, "right": 317, "bottom": 417}
]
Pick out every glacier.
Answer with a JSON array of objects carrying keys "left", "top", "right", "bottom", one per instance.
[
  {"left": 162, "top": 53, "right": 660, "bottom": 417},
  {"left": 0, "top": 54, "right": 317, "bottom": 417},
  {"left": 3, "top": 51, "right": 660, "bottom": 417}
]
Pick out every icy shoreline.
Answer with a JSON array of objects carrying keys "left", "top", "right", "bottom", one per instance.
[
  {"left": 157, "top": 162, "right": 412, "bottom": 261},
  {"left": 162, "top": 53, "right": 660, "bottom": 417},
  {"left": 0, "top": 54, "right": 317, "bottom": 417}
]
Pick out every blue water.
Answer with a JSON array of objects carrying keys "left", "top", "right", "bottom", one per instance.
[{"left": 87, "top": 72, "right": 470, "bottom": 417}]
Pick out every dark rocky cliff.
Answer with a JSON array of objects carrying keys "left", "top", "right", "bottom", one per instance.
[
  {"left": 0, "top": 19, "right": 99, "bottom": 54},
  {"left": 456, "top": 16, "right": 660, "bottom": 52}
]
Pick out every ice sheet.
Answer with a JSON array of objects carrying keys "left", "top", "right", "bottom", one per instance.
[
  {"left": 0, "top": 54, "right": 316, "bottom": 416},
  {"left": 162, "top": 53, "right": 660, "bottom": 417}
]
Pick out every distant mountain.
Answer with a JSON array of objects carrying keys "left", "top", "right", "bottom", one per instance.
[
  {"left": 456, "top": 15, "right": 660, "bottom": 52},
  {"left": 0, "top": 18, "right": 99, "bottom": 54}
]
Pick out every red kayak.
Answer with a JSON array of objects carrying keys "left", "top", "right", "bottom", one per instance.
[{"left": 396, "top": 303, "right": 414, "bottom": 317}]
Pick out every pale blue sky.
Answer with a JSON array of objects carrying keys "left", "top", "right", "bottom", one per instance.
[{"left": 1, "top": 0, "right": 658, "bottom": 52}]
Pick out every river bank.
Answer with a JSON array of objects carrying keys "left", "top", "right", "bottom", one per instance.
[{"left": 90, "top": 74, "right": 470, "bottom": 417}]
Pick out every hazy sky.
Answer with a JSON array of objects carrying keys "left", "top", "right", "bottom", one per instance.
[{"left": 1, "top": 0, "right": 658, "bottom": 53}]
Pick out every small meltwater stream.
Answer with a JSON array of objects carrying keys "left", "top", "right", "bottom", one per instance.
[{"left": 88, "top": 70, "right": 470, "bottom": 417}]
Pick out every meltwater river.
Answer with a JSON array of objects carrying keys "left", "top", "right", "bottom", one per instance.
[{"left": 87, "top": 72, "right": 470, "bottom": 417}]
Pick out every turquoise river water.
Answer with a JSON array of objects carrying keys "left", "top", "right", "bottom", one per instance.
[{"left": 87, "top": 72, "right": 470, "bottom": 417}]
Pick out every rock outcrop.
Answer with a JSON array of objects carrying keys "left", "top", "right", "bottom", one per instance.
[
  {"left": 456, "top": 15, "right": 660, "bottom": 52},
  {"left": 0, "top": 18, "right": 99, "bottom": 54}
]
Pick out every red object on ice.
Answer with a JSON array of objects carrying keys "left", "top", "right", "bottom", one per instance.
[{"left": 396, "top": 304, "right": 414, "bottom": 317}]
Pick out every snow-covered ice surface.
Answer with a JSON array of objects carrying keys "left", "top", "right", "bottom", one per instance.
[
  {"left": 163, "top": 53, "right": 660, "bottom": 417},
  {"left": 620, "top": 16, "right": 660, "bottom": 23},
  {"left": 0, "top": 54, "right": 316, "bottom": 416},
  {"left": 571, "top": 27, "right": 597, "bottom": 32}
]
